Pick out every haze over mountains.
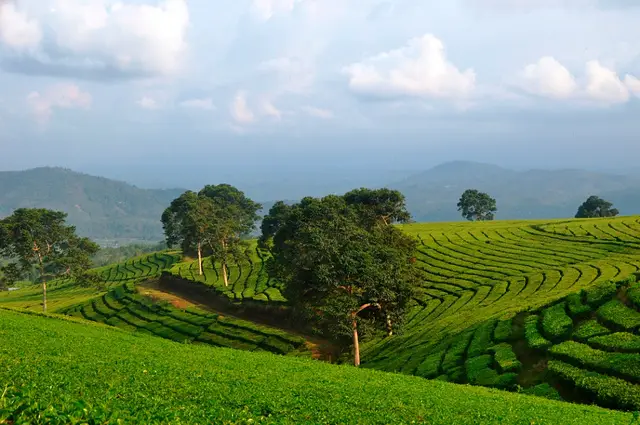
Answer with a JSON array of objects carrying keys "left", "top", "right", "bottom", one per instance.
[{"left": 1, "top": 162, "right": 639, "bottom": 244}]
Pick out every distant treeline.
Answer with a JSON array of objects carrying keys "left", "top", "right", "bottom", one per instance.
[{"left": 92, "top": 242, "right": 167, "bottom": 267}]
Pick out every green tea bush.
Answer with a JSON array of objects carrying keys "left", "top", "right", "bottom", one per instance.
[
  {"left": 597, "top": 300, "right": 640, "bottom": 332},
  {"left": 488, "top": 343, "right": 522, "bottom": 373},
  {"left": 541, "top": 303, "right": 573, "bottom": 341},
  {"left": 589, "top": 333, "right": 640, "bottom": 353},
  {"left": 525, "top": 315, "right": 552, "bottom": 350},
  {"left": 572, "top": 320, "right": 610, "bottom": 341}
]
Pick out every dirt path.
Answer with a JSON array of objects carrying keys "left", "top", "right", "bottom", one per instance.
[{"left": 138, "top": 279, "right": 338, "bottom": 362}]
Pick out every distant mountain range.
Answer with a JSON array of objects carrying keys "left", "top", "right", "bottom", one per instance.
[
  {"left": 2, "top": 163, "right": 640, "bottom": 243},
  {"left": 389, "top": 161, "right": 640, "bottom": 222}
]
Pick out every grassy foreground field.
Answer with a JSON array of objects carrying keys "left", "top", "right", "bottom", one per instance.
[{"left": 0, "top": 309, "right": 635, "bottom": 425}]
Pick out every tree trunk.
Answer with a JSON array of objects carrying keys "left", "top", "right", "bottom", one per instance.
[
  {"left": 222, "top": 262, "right": 229, "bottom": 287},
  {"left": 197, "top": 242, "right": 203, "bottom": 276},
  {"left": 352, "top": 319, "right": 360, "bottom": 367},
  {"left": 42, "top": 280, "right": 47, "bottom": 313}
]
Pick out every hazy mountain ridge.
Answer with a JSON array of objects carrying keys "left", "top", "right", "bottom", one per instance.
[
  {"left": 390, "top": 162, "right": 640, "bottom": 221},
  {"left": 0, "top": 167, "right": 185, "bottom": 243},
  {"left": 2, "top": 163, "right": 640, "bottom": 242}
]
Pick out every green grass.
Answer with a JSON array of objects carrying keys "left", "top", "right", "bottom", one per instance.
[{"left": 1, "top": 308, "right": 634, "bottom": 425}]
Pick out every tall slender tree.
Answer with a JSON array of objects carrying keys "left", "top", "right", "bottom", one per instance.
[{"left": 0, "top": 208, "right": 98, "bottom": 312}]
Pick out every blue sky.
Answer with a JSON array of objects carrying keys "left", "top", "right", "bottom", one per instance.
[{"left": 1, "top": 0, "right": 639, "bottom": 189}]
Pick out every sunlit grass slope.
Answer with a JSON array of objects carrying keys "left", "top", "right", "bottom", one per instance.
[{"left": 0, "top": 308, "right": 633, "bottom": 425}]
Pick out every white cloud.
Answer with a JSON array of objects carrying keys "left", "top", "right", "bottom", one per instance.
[
  {"left": 231, "top": 91, "right": 255, "bottom": 124},
  {"left": 584, "top": 60, "right": 629, "bottom": 104},
  {"left": 625, "top": 74, "right": 640, "bottom": 96},
  {"left": 261, "top": 99, "right": 282, "bottom": 119},
  {"left": 1, "top": 0, "right": 189, "bottom": 79},
  {"left": 250, "top": 0, "right": 298, "bottom": 21},
  {"left": 343, "top": 34, "right": 476, "bottom": 100},
  {"left": 137, "top": 96, "right": 161, "bottom": 110},
  {"left": 302, "top": 106, "right": 333, "bottom": 119},
  {"left": 179, "top": 98, "right": 215, "bottom": 110},
  {"left": 0, "top": 2, "right": 42, "bottom": 50},
  {"left": 27, "top": 83, "right": 91, "bottom": 123},
  {"left": 518, "top": 57, "right": 631, "bottom": 104},
  {"left": 519, "top": 56, "right": 578, "bottom": 99}
]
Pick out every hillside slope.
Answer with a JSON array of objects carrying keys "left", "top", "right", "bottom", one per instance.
[
  {"left": 0, "top": 308, "right": 633, "bottom": 424},
  {"left": 0, "top": 167, "right": 184, "bottom": 243},
  {"left": 391, "top": 161, "right": 640, "bottom": 221}
]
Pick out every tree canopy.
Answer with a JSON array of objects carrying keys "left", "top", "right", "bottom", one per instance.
[
  {"left": 266, "top": 192, "right": 419, "bottom": 366},
  {"left": 457, "top": 189, "right": 497, "bottom": 221},
  {"left": 575, "top": 196, "right": 619, "bottom": 218},
  {"left": 0, "top": 208, "right": 99, "bottom": 311},
  {"left": 343, "top": 188, "right": 412, "bottom": 227},
  {"left": 162, "top": 184, "right": 261, "bottom": 285}
]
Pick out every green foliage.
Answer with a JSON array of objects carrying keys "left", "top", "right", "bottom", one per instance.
[
  {"left": 589, "top": 333, "right": 640, "bottom": 353},
  {"left": 575, "top": 195, "right": 620, "bottom": 219},
  {"left": 269, "top": 194, "right": 420, "bottom": 358},
  {"left": 467, "top": 320, "right": 497, "bottom": 357},
  {"left": 1, "top": 309, "right": 633, "bottom": 425},
  {"left": 566, "top": 293, "right": 591, "bottom": 317},
  {"left": 584, "top": 280, "right": 618, "bottom": 308},
  {"left": 549, "top": 360, "right": 640, "bottom": 411},
  {"left": 541, "top": 303, "right": 573, "bottom": 341},
  {"left": 628, "top": 284, "right": 640, "bottom": 310},
  {"left": 342, "top": 188, "right": 412, "bottom": 227},
  {"left": 63, "top": 283, "right": 305, "bottom": 355},
  {"left": 597, "top": 300, "right": 640, "bottom": 332},
  {"left": 521, "top": 383, "right": 562, "bottom": 401},
  {"left": 92, "top": 242, "right": 166, "bottom": 267},
  {"left": 572, "top": 320, "right": 610, "bottom": 341},
  {"left": 456, "top": 189, "right": 497, "bottom": 221},
  {"left": 0, "top": 208, "right": 99, "bottom": 311},
  {"left": 465, "top": 354, "right": 517, "bottom": 389},
  {"left": 488, "top": 343, "right": 522, "bottom": 373},
  {"left": 550, "top": 341, "right": 640, "bottom": 384},
  {"left": 493, "top": 319, "right": 513, "bottom": 342},
  {"left": 525, "top": 315, "right": 552, "bottom": 350}
]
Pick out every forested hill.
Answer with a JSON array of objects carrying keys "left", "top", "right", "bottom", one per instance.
[
  {"left": 390, "top": 161, "right": 640, "bottom": 222},
  {"left": 0, "top": 167, "right": 184, "bottom": 244}
]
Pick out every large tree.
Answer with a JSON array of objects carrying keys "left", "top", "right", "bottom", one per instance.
[
  {"left": 268, "top": 195, "right": 419, "bottom": 366},
  {"left": 343, "top": 188, "right": 412, "bottom": 228},
  {"left": 457, "top": 189, "right": 497, "bottom": 221},
  {"left": 575, "top": 196, "right": 619, "bottom": 218},
  {"left": 0, "top": 208, "right": 99, "bottom": 312},
  {"left": 163, "top": 185, "right": 261, "bottom": 286}
]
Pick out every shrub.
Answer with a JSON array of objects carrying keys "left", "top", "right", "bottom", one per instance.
[
  {"left": 589, "top": 333, "right": 640, "bottom": 353},
  {"left": 627, "top": 284, "right": 640, "bottom": 311},
  {"left": 549, "top": 360, "right": 640, "bottom": 411},
  {"left": 597, "top": 300, "right": 640, "bottom": 332},
  {"left": 468, "top": 320, "right": 497, "bottom": 357},
  {"left": 493, "top": 319, "right": 513, "bottom": 342},
  {"left": 521, "top": 383, "right": 562, "bottom": 401},
  {"left": 550, "top": 341, "right": 640, "bottom": 384},
  {"left": 572, "top": 320, "right": 610, "bottom": 341},
  {"left": 541, "top": 303, "right": 573, "bottom": 341},
  {"left": 525, "top": 315, "right": 552, "bottom": 350},
  {"left": 584, "top": 280, "right": 618, "bottom": 308},
  {"left": 566, "top": 293, "right": 591, "bottom": 317},
  {"left": 488, "top": 343, "right": 522, "bottom": 373}
]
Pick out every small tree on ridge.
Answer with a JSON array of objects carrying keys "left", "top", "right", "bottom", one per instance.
[
  {"left": 457, "top": 189, "right": 497, "bottom": 221},
  {"left": 575, "top": 196, "right": 619, "bottom": 218}
]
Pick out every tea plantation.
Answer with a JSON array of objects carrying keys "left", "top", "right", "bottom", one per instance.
[{"left": 0, "top": 308, "right": 634, "bottom": 424}]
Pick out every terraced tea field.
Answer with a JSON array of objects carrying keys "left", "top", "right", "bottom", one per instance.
[
  {"left": 0, "top": 252, "right": 180, "bottom": 312},
  {"left": 360, "top": 216, "right": 640, "bottom": 410},
  {"left": 167, "top": 241, "right": 286, "bottom": 303},
  {"left": 1, "top": 308, "right": 634, "bottom": 424},
  {"left": 61, "top": 281, "right": 306, "bottom": 355}
]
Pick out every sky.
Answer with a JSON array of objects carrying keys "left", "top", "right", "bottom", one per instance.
[{"left": 1, "top": 0, "right": 640, "bottom": 191}]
